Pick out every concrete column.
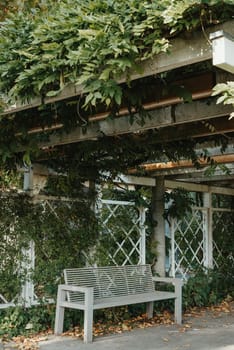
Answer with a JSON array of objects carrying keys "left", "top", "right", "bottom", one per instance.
[
  {"left": 203, "top": 191, "right": 213, "bottom": 269},
  {"left": 21, "top": 170, "right": 36, "bottom": 306},
  {"left": 151, "top": 176, "right": 165, "bottom": 276},
  {"left": 23, "top": 163, "right": 48, "bottom": 196}
]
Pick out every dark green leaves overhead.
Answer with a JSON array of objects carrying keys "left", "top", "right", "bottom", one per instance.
[
  {"left": 0, "top": 0, "right": 233, "bottom": 107},
  {"left": 0, "top": 0, "right": 233, "bottom": 169}
]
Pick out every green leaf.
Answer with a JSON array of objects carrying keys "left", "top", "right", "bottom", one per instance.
[
  {"left": 23, "top": 152, "right": 31, "bottom": 166},
  {"left": 99, "top": 68, "right": 112, "bottom": 81},
  {"left": 46, "top": 89, "right": 62, "bottom": 97},
  {"left": 114, "top": 91, "right": 122, "bottom": 105}
]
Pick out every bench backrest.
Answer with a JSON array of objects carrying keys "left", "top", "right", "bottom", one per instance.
[{"left": 64, "top": 264, "right": 154, "bottom": 303}]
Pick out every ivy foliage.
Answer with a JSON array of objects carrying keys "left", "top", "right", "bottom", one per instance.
[
  {"left": 0, "top": 1, "right": 232, "bottom": 173},
  {"left": 212, "top": 81, "right": 234, "bottom": 119},
  {"left": 164, "top": 188, "right": 195, "bottom": 221},
  {"left": 0, "top": 0, "right": 233, "bottom": 107},
  {"left": 0, "top": 1, "right": 232, "bottom": 168},
  {"left": 0, "top": 189, "right": 99, "bottom": 303},
  {"left": 42, "top": 133, "right": 221, "bottom": 185}
]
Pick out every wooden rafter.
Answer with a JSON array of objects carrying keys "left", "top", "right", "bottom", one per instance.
[
  {"left": 40, "top": 98, "right": 233, "bottom": 148},
  {"left": 128, "top": 154, "right": 234, "bottom": 173},
  {"left": 155, "top": 117, "right": 234, "bottom": 142}
]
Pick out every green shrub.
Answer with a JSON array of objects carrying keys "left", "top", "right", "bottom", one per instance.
[
  {"left": 0, "top": 304, "right": 55, "bottom": 338},
  {"left": 182, "top": 268, "right": 234, "bottom": 309}
]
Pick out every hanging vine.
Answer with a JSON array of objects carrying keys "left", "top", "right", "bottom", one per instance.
[{"left": 0, "top": 0, "right": 232, "bottom": 170}]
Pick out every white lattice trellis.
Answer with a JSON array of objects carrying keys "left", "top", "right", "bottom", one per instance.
[
  {"left": 171, "top": 208, "right": 207, "bottom": 280},
  {"left": 1, "top": 189, "right": 233, "bottom": 309},
  {"left": 100, "top": 200, "right": 146, "bottom": 266},
  {"left": 0, "top": 221, "right": 19, "bottom": 309},
  {"left": 212, "top": 208, "right": 234, "bottom": 268},
  {"left": 170, "top": 203, "right": 234, "bottom": 280}
]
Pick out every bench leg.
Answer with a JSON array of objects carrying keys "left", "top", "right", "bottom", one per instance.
[
  {"left": 146, "top": 302, "right": 154, "bottom": 318},
  {"left": 83, "top": 307, "right": 93, "bottom": 343},
  {"left": 174, "top": 280, "right": 183, "bottom": 324},
  {"left": 83, "top": 288, "right": 94, "bottom": 343},
  {"left": 54, "top": 286, "right": 66, "bottom": 335},
  {"left": 174, "top": 296, "right": 182, "bottom": 324}
]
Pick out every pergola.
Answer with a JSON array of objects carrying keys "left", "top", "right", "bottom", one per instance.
[{"left": 2, "top": 18, "right": 234, "bottom": 287}]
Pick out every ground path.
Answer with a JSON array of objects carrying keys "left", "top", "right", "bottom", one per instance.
[{"left": 1, "top": 301, "right": 233, "bottom": 350}]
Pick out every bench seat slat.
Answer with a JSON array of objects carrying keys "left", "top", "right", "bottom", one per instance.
[
  {"left": 93, "top": 291, "right": 176, "bottom": 309},
  {"left": 59, "top": 291, "right": 176, "bottom": 310}
]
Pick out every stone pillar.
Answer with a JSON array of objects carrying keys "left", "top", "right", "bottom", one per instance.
[
  {"left": 203, "top": 191, "right": 213, "bottom": 269},
  {"left": 151, "top": 176, "right": 165, "bottom": 276},
  {"left": 21, "top": 169, "right": 36, "bottom": 306},
  {"left": 23, "top": 164, "right": 48, "bottom": 196}
]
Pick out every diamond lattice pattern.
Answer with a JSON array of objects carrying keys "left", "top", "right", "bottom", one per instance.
[
  {"left": 100, "top": 200, "right": 145, "bottom": 266},
  {"left": 173, "top": 209, "right": 205, "bottom": 279},
  {"left": 212, "top": 210, "right": 234, "bottom": 268}
]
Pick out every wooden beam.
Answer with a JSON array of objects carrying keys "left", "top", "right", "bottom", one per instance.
[
  {"left": 114, "top": 175, "right": 234, "bottom": 196},
  {"left": 3, "top": 20, "right": 234, "bottom": 115},
  {"left": 16, "top": 83, "right": 214, "bottom": 137},
  {"left": 179, "top": 174, "right": 234, "bottom": 183},
  {"left": 129, "top": 154, "right": 234, "bottom": 174},
  {"left": 209, "top": 186, "right": 234, "bottom": 196},
  {"left": 165, "top": 180, "right": 234, "bottom": 196},
  {"left": 155, "top": 117, "right": 234, "bottom": 142},
  {"left": 165, "top": 180, "right": 209, "bottom": 193},
  {"left": 117, "top": 174, "right": 156, "bottom": 187},
  {"left": 41, "top": 98, "right": 233, "bottom": 148}
]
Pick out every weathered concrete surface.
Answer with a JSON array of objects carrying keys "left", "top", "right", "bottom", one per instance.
[{"left": 39, "top": 304, "right": 234, "bottom": 350}]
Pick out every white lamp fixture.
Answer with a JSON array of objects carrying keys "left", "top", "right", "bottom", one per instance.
[{"left": 210, "top": 30, "right": 234, "bottom": 74}]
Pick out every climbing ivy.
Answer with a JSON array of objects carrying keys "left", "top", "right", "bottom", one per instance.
[
  {"left": 0, "top": 188, "right": 99, "bottom": 302},
  {"left": 0, "top": 0, "right": 233, "bottom": 106},
  {"left": 0, "top": 0, "right": 232, "bottom": 169},
  {"left": 212, "top": 81, "right": 234, "bottom": 119}
]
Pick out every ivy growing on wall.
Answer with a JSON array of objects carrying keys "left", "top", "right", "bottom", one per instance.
[{"left": 0, "top": 188, "right": 99, "bottom": 302}]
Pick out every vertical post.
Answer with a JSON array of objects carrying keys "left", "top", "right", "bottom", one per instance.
[
  {"left": 139, "top": 206, "right": 146, "bottom": 265},
  {"left": 23, "top": 165, "right": 34, "bottom": 194},
  {"left": 203, "top": 191, "right": 213, "bottom": 269},
  {"left": 21, "top": 167, "right": 35, "bottom": 307},
  {"left": 174, "top": 279, "right": 183, "bottom": 324},
  {"left": 54, "top": 285, "right": 66, "bottom": 335},
  {"left": 151, "top": 176, "right": 165, "bottom": 276},
  {"left": 82, "top": 182, "right": 101, "bottom": 267},
  {"left": 20, "top": 241, "right": 35, "bottom": 307},
  {"left": 170, "top": 218, "right": 176, "bottom": 277},
  {"left": 146, "top": 302, "right": 154, "bottom": 318},
  {"left": 83, "top": 287, "right": 94, "bottom": 343}
]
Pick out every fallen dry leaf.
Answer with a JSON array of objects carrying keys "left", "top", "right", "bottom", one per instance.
[{"left": 3, "top": 299, "right": 233, "bottom": 348}]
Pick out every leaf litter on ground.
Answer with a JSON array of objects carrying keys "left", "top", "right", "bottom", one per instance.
[{"left": 2, "top": 298, "right": 233, "bottom": 350}]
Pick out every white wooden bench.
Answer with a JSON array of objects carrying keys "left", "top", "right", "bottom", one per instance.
[{"left": 54, "top": 264, "right": 182, "bottom": 343}]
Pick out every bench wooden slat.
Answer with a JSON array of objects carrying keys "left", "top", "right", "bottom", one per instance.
[{"left": 64, "top": 265, "right": 155, "bottom": 303}]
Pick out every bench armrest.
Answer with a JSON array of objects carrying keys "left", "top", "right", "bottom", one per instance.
[
  {"left": 58, "top": 284, "right": 94, "bottom": 294},
  {"left": 57, "top": 284, "right": 94, "bottom": 307},
  {"left": 152, "top": 277, "right": 183, "bottom": 286},
  {"left": 152, "top": 277, "right": 183, "bottom": 297}
]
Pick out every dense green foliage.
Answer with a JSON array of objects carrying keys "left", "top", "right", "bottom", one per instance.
[
  {"left": 0, "top": 189, "right": 98, "bottom": 303},
  {"left": 0, "top": 0, "right": 233, "bottom": 105},
  {"left": 212, "top": 81, "right": 234, "bottom": 119},
  {"left": 0, "top": 0, "right": 232, "bottom": 172},
  {"left": 0, "top": 304, "right": 55, "bottom": 338},
  {"left": 0, "top": 1, "right": 233, "bottom": 339}
]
